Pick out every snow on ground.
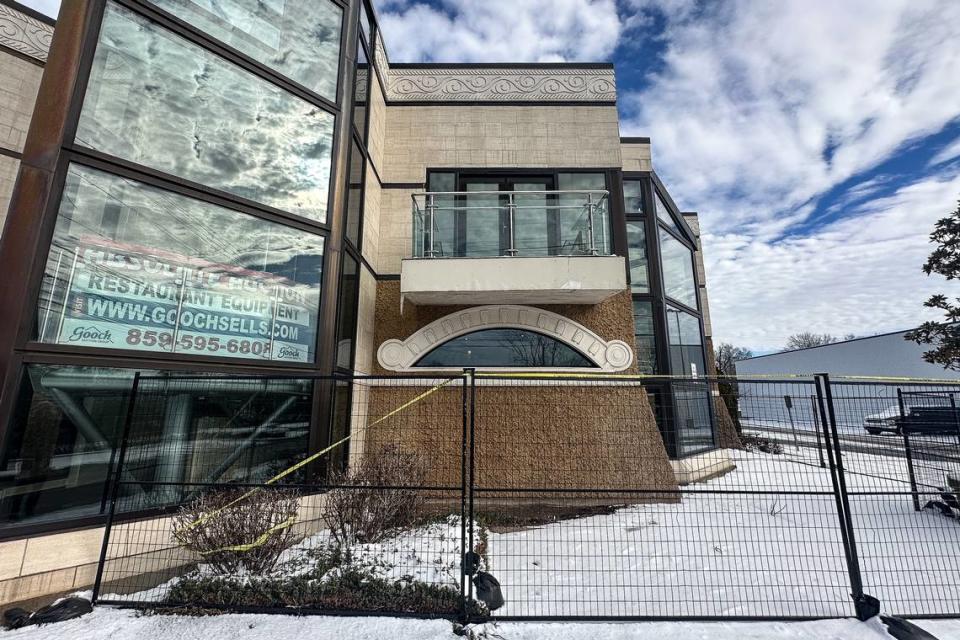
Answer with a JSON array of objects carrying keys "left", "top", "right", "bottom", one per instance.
[
  {"left": 484, "top": 446, "right": 960, "bottom": 617},
  {"left": 97, "top": 444, "right": 960, "bottom": 620},
  {"left": 0, "top": 606, "right": 911, "bottom": 640}
]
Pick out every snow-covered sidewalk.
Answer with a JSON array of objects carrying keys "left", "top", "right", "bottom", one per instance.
[{"left": 3, "top": 606, "right": 957, "bottom": 640}]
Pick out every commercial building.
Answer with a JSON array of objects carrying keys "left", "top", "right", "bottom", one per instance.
[
  {"left": 0, "top": 0, "right": 723, "bottom": 604},
  {"left": 736, "top": 329, "right": 960, "bottom": 380}
]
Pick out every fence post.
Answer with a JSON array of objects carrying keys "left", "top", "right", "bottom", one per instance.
[
  {"left": 465, "top": 367, "right": 477, "bottom": 617},
  {"left": 92, "top": 371, "right": 141, "bottom": 604},
  {"left": 897, "top": 388, "right": 921, "bottom": 512},
  {"left": 810, "top": 394, "right": 826, "bottom": 468},
  {"left": 817, "top": 373, "right": 878, "bottom": 621}
]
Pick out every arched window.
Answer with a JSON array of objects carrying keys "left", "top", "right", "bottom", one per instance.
[{"left": 415, "top": 328, "right": 597, "bottom": 368}]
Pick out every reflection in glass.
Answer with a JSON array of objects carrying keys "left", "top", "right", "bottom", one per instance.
[
  {"left": 624, "top": 180, "right": 643, "bottom": 214},
  {"left": 659, "top": 229, "right": 697, "bottom": 308},
  {"left": 421, "top": 173, "right": 456, "bottom": 257},
  {"left": 513, "top": 183, "right": 550, "bottom": 256},
  {"left": 463, "top": 183, "right": 503, "bottom": 257},
  {"left": 346, "top": 139, "right": 364, "bottom": 246},
  {"left": 416, "top": 329, "right": 596, "bottom": 368},
  {"left": 149, "top": 0, "right": 342, "bottom": 99},
  {"left": 558, "top": 173, "right": 609, "bottom": 255},
  {"left": 0, "top": 365, "right": 312, "bottom": 528},
  {"left": 353, "top": 40, "right": 369, "bottom": 138},
  {"left": 674, "top": 380, "right": 715, "bottom": 456},
  {"left": 626, "top": 221, "right": 649, "bottom": 293},
  {"left": 36, "top": 164, "right": 324, "bottom": 363},
  {"left": 336, "top": 256, "right": 358, "bottom": 369},
  {"left": 666, "top": 306, "right": 704, "bottom": 377},
  {"left": 78, "top": 3, "right": 335, "bottom": 222},
  {"left": 632, "top": 300, "right": 656, "bottom": 374},
  {"left": 654, "top": 191, "right": 680, "bottom": 233}
]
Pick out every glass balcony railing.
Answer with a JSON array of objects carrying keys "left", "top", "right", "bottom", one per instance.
[{"left": 411, "top": 190, "right": 611, "bottom": 258}]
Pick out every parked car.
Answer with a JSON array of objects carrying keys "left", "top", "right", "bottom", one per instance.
[
  {"left": 898, "top": 407, "right": 960, "bottom": 436},
  {"left": 863, "top": 406, "right": 900, "bottom": 435}
]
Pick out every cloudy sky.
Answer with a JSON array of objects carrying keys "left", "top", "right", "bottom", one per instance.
[{"left": 23, "top": 0, "right": 960, "bottom": 354}]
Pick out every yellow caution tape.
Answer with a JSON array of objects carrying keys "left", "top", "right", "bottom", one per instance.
[
  {"left": 473, "top": 371, "right": 960, "bottom": 383},
  {"left": 182, "top": 377, "right": 457, "bottom": 534},
  {"left": 196, "top": 516, "right": 298, "bottom": 555}
]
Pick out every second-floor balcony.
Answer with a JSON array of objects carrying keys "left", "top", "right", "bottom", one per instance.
[{"left": 402, "top": 190, "right": 626, "bottom": 306}]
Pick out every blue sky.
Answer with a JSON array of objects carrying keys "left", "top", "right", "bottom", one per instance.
[{"left": 22, "top": 0, "right": 960, "bottom": 354}]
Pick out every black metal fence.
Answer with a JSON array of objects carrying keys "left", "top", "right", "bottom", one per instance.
[{"left": 91, "top": 372, "right": 960, "bottom": 621}]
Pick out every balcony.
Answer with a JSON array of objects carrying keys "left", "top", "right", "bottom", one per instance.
[{"left": 402, "top": 190, "right": 627, "bottom": 306}]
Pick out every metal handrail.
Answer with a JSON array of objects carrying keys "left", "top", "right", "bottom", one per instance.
[{"left": 411, "top": 190, "right": 610, "bottom": 258}]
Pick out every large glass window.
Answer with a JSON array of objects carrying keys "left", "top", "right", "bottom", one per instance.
[
  {"left": 626, "top": 221, "right": 649, "bottom": 293},
  {"left": 36, "top": 164, "right": 324, "bottom": 363},
  {"left": 654, "top": 191, "right": 680, "bottom": 234},
  {"left": 416, "top": 329, "right": 596, "bottom": 368},
  {"left": 632, "top": 301, "right": 656, "bottom": 374},
  {"left": 666, "top": 306, "right": 705, "bottom": 377},
  {"left": 0, "top": 365, "right": 312, "bottom": 529},
  {"left": 148, "top": 0, "right": 343, "bottom": 99},
  {"left": 558, "top": 173, "right": 609, "bottom": 255},
  {"left": 77, "top": 3, "right": 335, "bottom": 222},
  {"left": 353, "top": 39, "right": 369, "bottom": 139},
  {"left": 659, "top": 229, "right": 698, "bottom": 308}
]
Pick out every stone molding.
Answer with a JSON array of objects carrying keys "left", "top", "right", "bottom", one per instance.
[
  {"left": 387, "top": 67, "right": 616, "bottom": 103},
  {"left": 377, "top": 304, "right": 633, "bottom": 372},
  {"left": 0, "top": 4, "right": 53, "bottom": 63}
]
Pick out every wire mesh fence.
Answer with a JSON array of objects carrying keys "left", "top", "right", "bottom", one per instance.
[{"left": 91, "top": 371, "right": 960, "bottom": 621}]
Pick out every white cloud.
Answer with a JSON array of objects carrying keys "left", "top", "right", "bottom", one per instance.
[
  {"left": 376, "top": 0, "right": 622, "bottom": 63},
  {"left": 929, "top": 136, "right": 960, "bottom": 167},
  {"left": 620, "top": 0, "right": 960, "bottom": 350}
]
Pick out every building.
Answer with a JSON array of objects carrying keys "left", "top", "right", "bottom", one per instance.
[
  {"left": 735, "top": 329, "right": 960, "bottom": 380},
  {"left": 0, "top": 0, "right": 725, "bottom": 604},
  {"left": 736, "top": 329, "right": 960, "bottom": 432}
]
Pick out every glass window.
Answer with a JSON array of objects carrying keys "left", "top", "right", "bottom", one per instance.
[
  {"left": 558, "top": 173, "right": 610, "bottom": 255},
  {"left": 36, "top": 164, "right": 324, "bottom": 364},
  {"left": 632, "top": 300, "right": 656, "bottom": 374},
  {"left": 346, "top": 139, "right": 364, "bottom": 246},
  {"left": 359, "top": 0, "right": 372, "bottom": 44},
  {"left": 659, "top": 229, "right": 698, "bottom": 308},
  {"left": 77, "top": 3, "right": 335, "bottom": 222},
  {"left": 654, "top": 191, "right": 680, "bottom": 234},
  {"left": 626, "top": 221, "right": 649, "bottom": 293},
  {"left": 421, "top": 173, "right": 456, "bottom": 258},
  {"left": 666, "top": 306, "right": 704, "bottom": 377},
  {"left": 148, "top": 0, "right": 342, "bottom": 99},
  {"left": 335, "top": 256, "right": 358, "bottom": 370},
  {"left": 416, "top": 328, "right": 596, "bottom": 368},
  {"left": 624, "top": 180, "right": 643, "bottom": 214},
  {"left": 674, "top": 380, "right": 715, "bottom": 456},
  {"left": 0, "top": 365, "right": 312, "bottom": 529},
  {"left": 353, "top": 40, "right": 369, "bottom": 139}
]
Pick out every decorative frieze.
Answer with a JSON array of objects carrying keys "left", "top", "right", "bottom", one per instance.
[
  {"left": 387, "top": 67, "right": 616, "bottom": 103},
  {"left": 0, "top": 5, "right": 53, "bottom": 63}
]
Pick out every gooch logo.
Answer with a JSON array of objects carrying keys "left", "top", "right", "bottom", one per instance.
[
  {"left": 276, "top": 345, "right": 303, "bottom": 360},
  {"left": 68, "top": 325, "right": 113, "bottom": 344}
]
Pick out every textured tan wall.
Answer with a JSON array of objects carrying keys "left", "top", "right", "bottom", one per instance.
[
  {"left": 0, "top": 53, "right": 42, "bottom": 154},
  {"left": 367, "top": 71, "right": 386, "bottom": 177},
  {"left": 382, "top": 105, "right": 622, "bottom": 184},
  {"left": 372, "top": 281, "right": 637, "bottom": 375},
  {"left": 364, "top": 384, "right": 678, "bottom": 496},
  {"left": 0, "top": 155, "right": 18, "bottom": 232},
  {"left": 621, "top": 141, "right": 652, "bottom": 171},
  {"left": 354, "top": 266, "right": 377, "bottom": 375}
]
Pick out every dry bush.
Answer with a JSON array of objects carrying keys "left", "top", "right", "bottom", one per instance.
[
  {"left": 323, "top": 446, "right": 427, "bottom": 546},
  {"left": 172, "top": 488, "right": 300, "bottom": 575}
]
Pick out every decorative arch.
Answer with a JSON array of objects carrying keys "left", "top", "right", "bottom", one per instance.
[{"left": 377, "top": 305, "right": 634, "bottom": 372}]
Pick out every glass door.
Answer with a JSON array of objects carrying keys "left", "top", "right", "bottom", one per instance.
[{"left": 458, "top": 175, "right": 554, "bottom": 256}]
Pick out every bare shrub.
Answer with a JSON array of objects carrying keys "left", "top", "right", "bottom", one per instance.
[
  {"left": 172, "top": 488, "right": 300, "bottom": 575},
  {"left": 323, "top": 446, "right": 427, "bottom": 546}
]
